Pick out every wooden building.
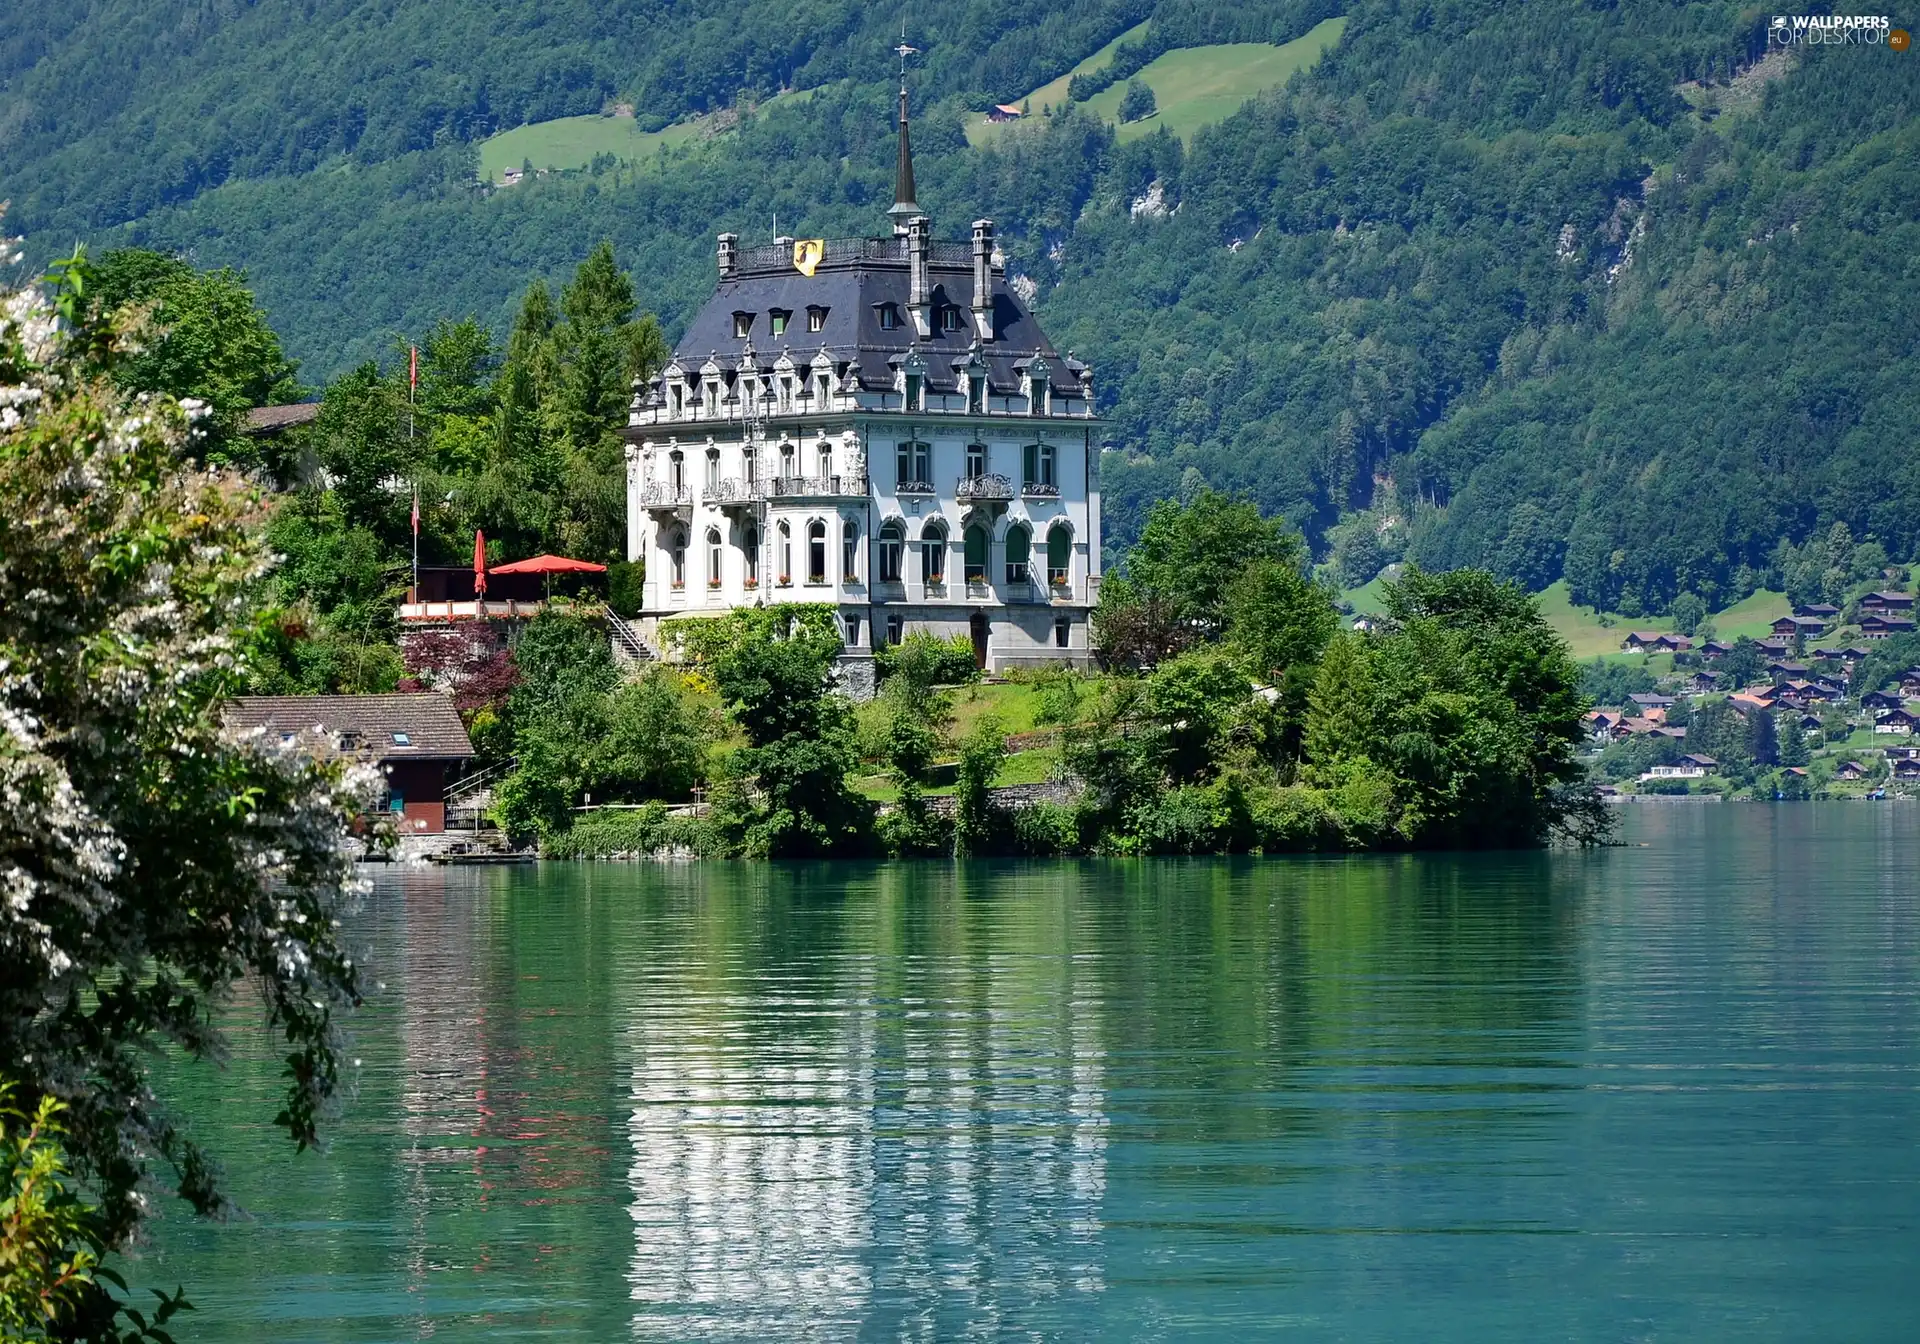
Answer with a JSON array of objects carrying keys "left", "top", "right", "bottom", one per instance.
[{"left": 225, "top": 693, "right": 475, "bottom": 833}]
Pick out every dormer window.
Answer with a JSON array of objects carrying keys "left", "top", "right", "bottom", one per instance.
[
  {"left": 732, "top": 312, "right": 753, "bottom": 339},
  {"left": 877, "top": 303, "right": 901, "bottom": 331},
  {"left": 770, "top": 309, "right": 791, "bottom": 337},
  {"left": 808, "top": 306, "right": 829, "bottom": 332},
  {"left": 904, "top": 372, "right": 923, "bottom": 410},
  {"left": 940, "top": 305, "right": 964, "bottom": 333},
  {"left": 968, "top": 370, "right": 987, "bottom": 413},
  {"left": 1029, "top": 373, "right": 1048, "bottom": 415}
]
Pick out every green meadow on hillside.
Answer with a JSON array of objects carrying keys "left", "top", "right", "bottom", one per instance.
[
  {"left": 966, "top": 16, "right": 1345, "bottom": 148},
  {"left": 963, "top": 20, "right": 1152, "bottom": 145},
  {"left": 1084, "top": 18, "right": 1348, "bottom": 142},
  {"left": 1344, "top": 579, "right": 1793, "bottom": 662},
  {"left": 478, "top": 89, "right": 815, "bottom": 183}
]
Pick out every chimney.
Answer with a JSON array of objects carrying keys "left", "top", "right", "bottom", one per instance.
[
  {"left": 717, "top": 232, "right": 738, "bottom": 278},
  {"left": 971, "top": 219, "right": 994, "bottom": 341},
  {"left": 907, "top": 214, "right": 932, "bottom": 338}
]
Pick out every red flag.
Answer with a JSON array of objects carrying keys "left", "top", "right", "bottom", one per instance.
[
  {"left": 473, "top": 530, "right": 487, "bottom": 595},
  {"left": 410, "top": 485, "right": 420, "bottom": 536},
  {"left": 409, "top": 344, "right": 419, "bottom": 391}
]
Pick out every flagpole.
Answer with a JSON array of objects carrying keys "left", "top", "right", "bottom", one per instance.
[{"left": 409, "top": 344, "right": 419, "bottom": 600}]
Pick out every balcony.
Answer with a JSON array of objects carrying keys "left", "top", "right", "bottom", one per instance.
[
  {"left": 955, "top": 473, "right": 1013, "bottom": 503},
  {"left": 766, "top": 474, "right": 868, "bottom": 501},
  {"left": 708, "top": 477, "right": 764, "bottom": 514},
  {"left": 1021, "top": 480, "right": 1061, "bottom": 498},
  {"left": 639, "top": 481, "right": 692, "bottom": 515}
]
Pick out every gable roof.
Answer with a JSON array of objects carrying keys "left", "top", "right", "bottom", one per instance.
[
  {"left": 242, "top": 402, "right": 321, "bottom": 435},
  {"left": 225, "top": 694, "right": 474, "bottom": 760}
]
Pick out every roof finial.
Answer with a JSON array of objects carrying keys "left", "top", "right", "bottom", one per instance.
[{"left": 889, "top": 19, "right": 921, "bottom": 235}]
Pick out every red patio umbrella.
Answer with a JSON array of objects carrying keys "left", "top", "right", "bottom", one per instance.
[
  {"left": 484, "top": 554, "right": 609, "bottom": 575},
  {"left": 473, "top": 530, "right": 487, "bottom": 596},
  {"left": 485, "top": 553, "right": 609, "bottom": 602}
]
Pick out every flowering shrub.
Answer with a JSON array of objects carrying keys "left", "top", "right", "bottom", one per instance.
[{"left": 1, "top": 223, "right": 370, "bottom": 1322}]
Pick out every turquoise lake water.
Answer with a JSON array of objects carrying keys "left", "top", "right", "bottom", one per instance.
[{"left": 135, "top": 803, "right": 1920, "bottom": 1339}]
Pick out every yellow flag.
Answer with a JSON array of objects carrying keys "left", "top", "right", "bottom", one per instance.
[{"left": 793, "top": 238, "right": 825, "bottom": 277}]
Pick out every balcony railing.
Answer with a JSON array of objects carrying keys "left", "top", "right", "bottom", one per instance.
[
  {"left": 400, "top": 599, "right": 547, "bottom": 623},
  {"left": 955, "top": 473, "right": 1013, "bottom": 502},
  {"left": 896, "top": 479, "right": 935, "bottom": 495},
  {"left": 766, "top": 474, "right": 868, "bottom": 499},
  {"left": 640, "top": 481, "right": 692, "bottom": 509},
  {"left": 708, "top": 477, "right": 763, "bottom": 505},
  {"left": 1022, "top": 480, "right": 1060, "bottom": 498}
]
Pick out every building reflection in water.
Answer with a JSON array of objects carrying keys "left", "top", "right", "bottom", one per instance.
[{"left": 624, "top": 873, "right": 1109, "bottom": 1339}]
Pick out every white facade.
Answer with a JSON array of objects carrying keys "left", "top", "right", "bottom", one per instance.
[{"left": 623, "top": 316, "right": 1103, "bottom": 676}]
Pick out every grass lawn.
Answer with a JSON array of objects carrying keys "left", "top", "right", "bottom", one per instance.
[
  {"left": 964, "top": 20, "right": 1150, "bottom": 146},
  {"left": 947, "top": 679, "right": 1047, "bottom": 737},
  {"left": 478, "top": 89, "right": 814, "bottom": 183},
  {"left": 1084, "top": 19, "right": 1347, "bottom": 142},
  {"left": 853, "top": 746, "right": 1058, "bottom": 803}
]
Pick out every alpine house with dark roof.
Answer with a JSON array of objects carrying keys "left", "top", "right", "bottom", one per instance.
[{"left": 622, "top": 78, "right": 1101, "bottom": 683}]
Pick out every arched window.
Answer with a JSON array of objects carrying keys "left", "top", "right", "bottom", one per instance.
[
  {"left": 844, "top": 519, "right": 861, "bottom": 582},
  {"left": 670, "top": 531, "right": 687, "bottom": 588},
  {"left": 706, "top": 527, "right": 723, "bottom": 588},
  {"left": 879, "top": 520, "right": 904, "bottom": 583},
  {"left": 807, "top": 520, "right": 828, "bottom": 585},
  {"left": 921, "top": 522, "right": 948, "bottom": 585},
  {"left": 964, "top": 525, "right": 988, "bottom": 584},
  {"left": 777, "top": 522, "right": 793, "bottom": 585},
  {"left": 743, "top": 527, "right": 760, "bottom": 586},
  {"left": 1005, "top": 524, "right": 1031, "bottom": 584},
  {"left": 1047, "top": 524, "right": 1072, "bottom": 587}
]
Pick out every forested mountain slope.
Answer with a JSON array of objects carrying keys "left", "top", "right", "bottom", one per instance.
[{"left": 5, "top": 0, "right": 1915, "bottom": 613}]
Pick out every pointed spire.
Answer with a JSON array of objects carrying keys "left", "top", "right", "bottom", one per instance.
[{"left": 889, "top": 22, "right": 921, "bottom": 234}]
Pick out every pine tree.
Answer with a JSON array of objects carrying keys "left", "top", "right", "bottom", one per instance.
[{"left": 1304, "top": 631, "right": 1375, "bottom": 782}]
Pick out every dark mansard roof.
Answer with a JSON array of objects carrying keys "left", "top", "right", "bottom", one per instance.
[{"left": 658, "top": 238, "right": 1086, "bottom": 401}]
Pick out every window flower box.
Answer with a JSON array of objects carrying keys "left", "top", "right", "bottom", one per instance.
[
  {"left": 743, "top": 578, "right": 759, "bottom": 589},
  {"left": 670, "top": 581, "right": 685, "bottom": 590}
]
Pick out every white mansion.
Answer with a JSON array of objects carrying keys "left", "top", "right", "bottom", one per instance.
[{"left": 621, "top": 84, "right": 1102, "bottom": 682}]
